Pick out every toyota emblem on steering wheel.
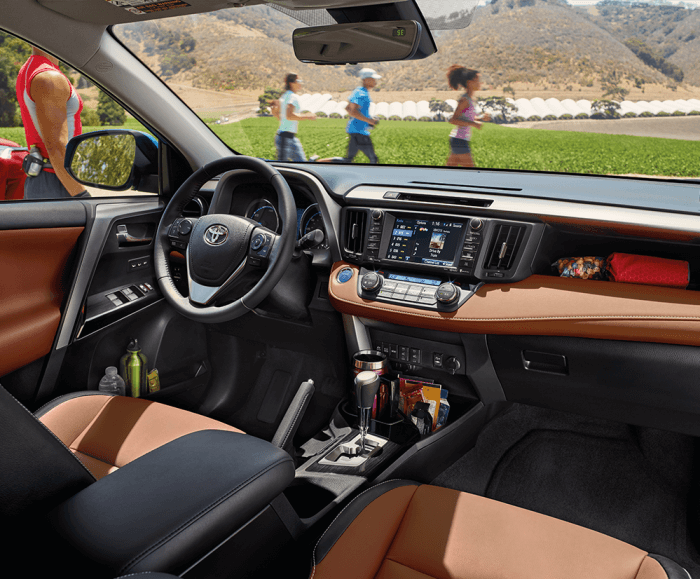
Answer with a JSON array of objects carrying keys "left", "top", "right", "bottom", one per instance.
[{"left": 204, "top": 224, "right": 229, "bottom": 246}]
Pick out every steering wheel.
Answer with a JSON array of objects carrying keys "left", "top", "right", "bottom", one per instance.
[{"left": 154, "top": 156, "right": 296, "bottom": 323}]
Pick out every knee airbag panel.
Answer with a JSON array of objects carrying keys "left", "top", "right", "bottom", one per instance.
[{"left": 48, "top": 430, "right": 295, "bottom": 577}]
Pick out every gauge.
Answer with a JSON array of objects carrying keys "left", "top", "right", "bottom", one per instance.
[
  {"left": 300, "top": 203, "right": 329, "bottom": 249},
  {"left": 245, "top": 199, "right": 279, "bottom": 232}
]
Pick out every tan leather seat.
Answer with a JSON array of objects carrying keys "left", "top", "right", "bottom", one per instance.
[
  {"left": 311, "top": 481, "right": 687, "bottom": 579},
  {"left": 36, "top": 392, "right": 243, "bottom": 479}
]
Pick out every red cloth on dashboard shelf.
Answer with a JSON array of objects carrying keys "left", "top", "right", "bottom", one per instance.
[
  {"left": 0, "top": 138, "right": 28, "bottom": 200},
  {"left": 607, "top": 252, "right": 689, "bottom": 289}
]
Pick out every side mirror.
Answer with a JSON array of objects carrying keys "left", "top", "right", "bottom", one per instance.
[
  {"left": 293, "top": 20, "right": 423, "bottom": 64},
  {"left": 65, "top": 130, "right": 158, "bottom": 191}
]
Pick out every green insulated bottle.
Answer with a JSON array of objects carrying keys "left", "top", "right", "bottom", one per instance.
[{"left": 120, "top": 339, "right": 148, "bottom": 398}]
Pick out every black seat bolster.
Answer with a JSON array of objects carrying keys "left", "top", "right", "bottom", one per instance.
[
  {"left": 48, "top": 430, "right": 295, "bottom": 577},
  {"left": 648, "top": 555, "right": 692, "bottom": 579}
]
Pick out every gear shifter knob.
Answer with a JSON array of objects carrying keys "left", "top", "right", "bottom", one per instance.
[
  {"left": 355, "top": 370, "right": 380, "bottom": 410},
  {"left": 355, "top": 371, "right": 381, "bottom": 455}
]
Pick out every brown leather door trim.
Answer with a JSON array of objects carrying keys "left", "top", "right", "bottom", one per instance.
[
  {"left": 328, "top": 261, "right": 700, "bottom": 347},
  {"left": 0, "top": 227, "right": 83, "bottom": 377}
]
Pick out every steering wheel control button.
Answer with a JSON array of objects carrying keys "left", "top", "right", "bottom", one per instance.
[
  {"left": 251, "top": 233, "right": 265, "bottom": 251},
  {"left": 361, "top": 272, "right": 382, "bottom": 292},
  {"left": 436, "top": 283, "right": 459, "bottom": 304},
  {"left": 178, "top": 220, "right": 193, "bottom": 236},
  {"left": 337, "top": 268, "right": 353, "bottom": 284}
]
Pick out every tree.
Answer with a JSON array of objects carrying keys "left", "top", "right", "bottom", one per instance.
[
  {"left": 429, "top": 98, "right": 452, "bottom": 121},
  {"left": 478, "top": 96, "right": 517, "bottom": 123},
  {"left": 503, "top": 85, "right": 515, "bottom": 99},
  {"left": 591, "top": 99, "right": 620, "bottom": 119},
  {"left": 0, "top": 31, "right": 30, "bottom": 127},
  {"left": 97, "top": 91, "right": 126, "bottom": 126},
  {"left": 257, "top": 87, "right": 282, "bottom": 116}
]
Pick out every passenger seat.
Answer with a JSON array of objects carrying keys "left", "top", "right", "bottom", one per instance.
[{"left": 311, "top": 481, "right": 688, "bottom": 579}]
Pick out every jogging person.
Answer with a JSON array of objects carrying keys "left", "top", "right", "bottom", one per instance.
[
  {"left": 343, "top": 68, "right": 381, "bottom": 164},
  {"left": 445, "top": 65, "right": 490, "bottom": 168},
  {"left": 16, "top": 47, "right": 90, "bottom": 198},
  {"left": 274, "top": 73, "right": 315, "bottom": 162}
]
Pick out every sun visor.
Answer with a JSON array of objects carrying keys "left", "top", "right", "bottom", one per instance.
[{"left": 37, "top": 0, "right": 397, "bottom": 26}]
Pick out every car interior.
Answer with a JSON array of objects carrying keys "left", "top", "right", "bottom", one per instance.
[{"left": 2, "top": 1, "right": 700, "bottom": 579}]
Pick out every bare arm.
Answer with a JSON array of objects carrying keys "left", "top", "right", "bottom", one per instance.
[
  {"left": 448, "top": 97, "right": 487, "bottom": 130},
  {"left": 286, "top": 103, "right": 315, "bottom": 121},
  {"left": 345, "top": 102, "right": 376, "bottom": 125},
  {"left": 271, "top": 99, "right": 280, "bottom": 120},
  {"left": 31, "top": 71, "right": 85, "bottom": 196}
]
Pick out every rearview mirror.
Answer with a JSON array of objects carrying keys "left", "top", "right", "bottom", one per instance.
[
  {"left": 293, "top": 20, "right": 422, "bottom": 64},
  {"left": 65, "top": 130, "right": 158, "bottom": 191}
]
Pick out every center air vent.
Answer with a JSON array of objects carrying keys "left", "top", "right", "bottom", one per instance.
[
  {"left": 344, "top": 209, "right": 368, "bottom": 255},
  {"left": 484, "top": 224, "right": 525, "bottom": 270}
]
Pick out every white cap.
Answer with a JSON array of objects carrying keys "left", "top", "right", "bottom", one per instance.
[{"left": 359, "top": 68, "right": 382, "bottom": 80}]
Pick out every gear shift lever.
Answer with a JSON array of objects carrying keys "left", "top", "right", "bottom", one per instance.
[{"left": 355, "top": 370, "right": 381, "bottom": 454}]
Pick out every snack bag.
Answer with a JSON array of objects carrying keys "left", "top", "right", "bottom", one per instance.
[{"left": 554, "top": 256, "right": 607, "bottom": 280}]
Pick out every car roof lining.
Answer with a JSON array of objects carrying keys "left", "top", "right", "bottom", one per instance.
[{"left": 36, "top": 0, "right": 397, "bottom": 26}]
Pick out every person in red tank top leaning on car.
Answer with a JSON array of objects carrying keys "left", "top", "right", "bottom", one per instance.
[{"left": 16, "top": 47, "right": 90, "bottom": 199}]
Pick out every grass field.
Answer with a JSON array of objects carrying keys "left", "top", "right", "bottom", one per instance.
[
  {"left": 210, "top": 117, "right": 700, "bottom": 177},
  {"left": 3, "top": 117, "right": 698, "bottom": 177}
]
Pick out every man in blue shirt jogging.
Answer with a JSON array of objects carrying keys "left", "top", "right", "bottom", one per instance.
[{"left": 344, "top": 68, "right": 381, "bottom": 164}]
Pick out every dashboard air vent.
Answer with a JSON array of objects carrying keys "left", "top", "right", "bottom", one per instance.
[
  {"left": 484, "top": 224, "right": 525, "bottom": 270},
  {"left": 344, "top": 209, "right": 367, "bottom": 255}
]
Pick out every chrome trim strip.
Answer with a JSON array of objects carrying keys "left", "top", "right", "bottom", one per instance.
[{"left": 346, "top": 186, "right": 700, "bottom": 234}]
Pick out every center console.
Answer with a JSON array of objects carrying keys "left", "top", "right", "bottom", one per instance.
[{"left": 340, "top": 207, "right": 540, "bottom": 312}]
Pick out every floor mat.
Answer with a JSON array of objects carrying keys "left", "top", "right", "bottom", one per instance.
[{"left": 432, "top": 403, "right": 700, "bottom": 577}]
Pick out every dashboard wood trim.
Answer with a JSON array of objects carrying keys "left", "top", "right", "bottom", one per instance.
[{"left": 328, "top": 261, "right": 700, "bottom": 347}]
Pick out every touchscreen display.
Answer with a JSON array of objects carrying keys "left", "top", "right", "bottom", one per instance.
[{"left": 385, "top": 218, "right": 465, "bottom": 267}]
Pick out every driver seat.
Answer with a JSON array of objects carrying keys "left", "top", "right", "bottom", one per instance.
[{"left": 35, "top": 391, "right": 244, "bottom": 479}]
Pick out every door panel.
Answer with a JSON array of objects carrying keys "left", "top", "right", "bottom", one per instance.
[{"left": 0, "top": 227, "right": 83, "bottom": 377}]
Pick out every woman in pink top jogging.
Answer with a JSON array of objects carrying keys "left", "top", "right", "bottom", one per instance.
[{"left": 445, "top": 65, "right": 490, "bottom": 168}]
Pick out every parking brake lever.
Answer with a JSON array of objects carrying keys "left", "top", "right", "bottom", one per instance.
[{"left": 355, "top": 371, "right": 380, "bottom": 454}]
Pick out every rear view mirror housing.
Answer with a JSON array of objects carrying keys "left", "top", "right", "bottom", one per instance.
[{"left": 293, "top": 20, "right": 425, "bottom": 64}]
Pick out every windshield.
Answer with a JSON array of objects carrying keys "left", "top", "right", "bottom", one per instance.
[{"left": 113, "top": 0, "right": 700, "bottom": 180}]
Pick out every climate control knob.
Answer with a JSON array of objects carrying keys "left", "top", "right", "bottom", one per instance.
[
  {"left": 436, "top": 283, "right": 459, "bottom": 305},
  {"left": 361, "top": 272, "right": 382, "bottom": 293}
]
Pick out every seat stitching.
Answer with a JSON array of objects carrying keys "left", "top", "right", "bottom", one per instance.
[
  {"left": 632, "top": 554, "right": 649, "bottom": 579},
  {"left": 71, "top": 447, "right": 118, "bottom": 470},
  {"left": 383, "top": 556, "right": 438, "bottom": 579},
  {"left": 42, "top": 394, "right": 115, "bottom": 450},
  {"left": 309, "top": 481, "right": 418, "bottom": 579},
  {"left": 280, "top": 390, "right": 312, "bottom": 449},
  {"left": 119, "top": 455, "right": 293, "bottom": 574},
  {"left": 34, "top": 391, "right": 115, "bottom": 417},
  {"left": 2, "top": 386, "right": 96, "bottom": 481}
]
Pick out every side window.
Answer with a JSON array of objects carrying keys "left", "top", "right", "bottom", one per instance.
[{"left": 0, "top": 30, "right": 157, "bottom": 201}]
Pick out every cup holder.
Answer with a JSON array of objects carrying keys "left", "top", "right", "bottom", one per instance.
[{"left": 283, "top": 479, "right": 338, "bottom": 519}]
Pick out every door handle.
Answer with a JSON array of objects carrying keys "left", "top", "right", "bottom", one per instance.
[{"left": 117, "top": 224, "right": 153, "bottom": 246}]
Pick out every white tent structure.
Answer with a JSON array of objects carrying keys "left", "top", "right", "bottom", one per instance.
[
  {"left": 416, "top": 100, "right": 431, "bottom": 119},
  {"left": 545, "top": 98, "right": 570, "bottom": 118},
  {"left": 530, "top": 97, "right": 555, "bottom": 118},
  {"left": 374, "top": 102, "right": 390, "bottom": 118},
  {"left": 514, "top": 98, "right": 540, "bottom": 119},
  {"left": 650, "top": 100, "right": 675, "bottom": 114},
  {"left": 388, "top": 101, "right": 403, "bottom": 118},
  {"left": 403, "top": 101, "right": 417, "bottom": 119},
  {"left": 619, "top": 101, "right": 643, "bottom": 116},
  {"left": 560, "top": 99, "right": 586, "bottom": 117},
  {"left": 576, "top": 100, "right": 592, "bottom": 116}
]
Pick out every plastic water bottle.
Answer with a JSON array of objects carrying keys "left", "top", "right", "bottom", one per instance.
[{"left": 99, "top": 366, "right": 126, "bottom": 396}]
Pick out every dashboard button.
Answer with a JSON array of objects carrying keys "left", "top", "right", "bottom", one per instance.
[
  {"left": 337, "top": 268, "right": 353, "bottom": 283},
  {"left": 361, "top": 272, "right": 382, "bottom": 292},
  {"left": 419, "top": 296, "right": 437, "bottom": 305},
  {"left": 404, "top": 294, "right": 419, "bottom": 302},
  {"left": 394, "top": 283, "right": 409, "bottom": 294},
  {"left": 436, "top": 283, "right": 459, "bottom": 304},
  {"left": 406, "top": 285, "right": 422, "bottom": 296},
  {"left": 378, "top": 289, "right": 394, "bottom": 299},
  {"left": 382, "top": 281, "right": 397, "bottom": 290}
]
